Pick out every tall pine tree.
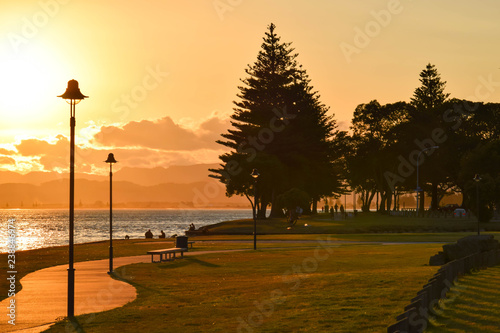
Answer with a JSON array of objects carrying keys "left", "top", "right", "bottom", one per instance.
[
  {"left": 411, "top": 63, "right": 449, "bottom": 110},
  {"left": 210, "top": 23, "right": 342, "bottom": 217},
  {"left": 410, "top": 63, "right": 449, "bottom": 211}
]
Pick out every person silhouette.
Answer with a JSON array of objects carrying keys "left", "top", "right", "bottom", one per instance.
[
  {"left": 145, "top": 229, "right": 153, "bottom": 239},
  {"left": 159, "top": 230, "right": 166, "bottom": 238}
]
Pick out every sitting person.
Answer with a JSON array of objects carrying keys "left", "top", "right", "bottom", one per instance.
[
  {"left": 189, "top": 223, "right": 196, "bottom": 231},
  {"left": 145, "top": 229, "right": 153, "bottom": 239},
  {"left": 159, "top": 230, "right": 166, "bottom": 238}
]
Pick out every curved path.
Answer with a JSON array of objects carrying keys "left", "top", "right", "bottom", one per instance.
[{"left": 0, "top": 250, "right": 248, "bottom": 332}]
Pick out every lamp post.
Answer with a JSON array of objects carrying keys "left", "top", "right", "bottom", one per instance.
[
  {"left": 58, "top": 80, "right": 88, "bottom": 318},
  {"left": 344, "top": 192, "right": 347, "bottom": 219},
  {"left": 474, "top": 174, "right": 481, "bottom": 236},
  {"left": 416, "top": 145, "right": 439, "bottom": 216},
  {"left": 251, "top": 169, "right": 260, "bottom": 250},
  {"left": 105, "top": 153, "right": 118, "bottom": 274}
]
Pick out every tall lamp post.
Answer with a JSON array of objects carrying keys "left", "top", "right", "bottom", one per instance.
[
  {"left": 416, "top": 145, "right": 439, "bottom": 216},
  {"left": 105, "top": 153, "right": 118, "bottom": 274},
  {"left": 474, "top": 174, "right": 481, "bottom": 236},
  {"left": 251, "top": 169, "right": 260, "bottom": 250},
  {"left": 58, "top": 80, "right": 88, "bottom": 318}
]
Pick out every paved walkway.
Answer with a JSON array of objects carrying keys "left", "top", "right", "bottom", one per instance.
[{"left": 0, "top": 250, "right": 248, "bottom": 332}]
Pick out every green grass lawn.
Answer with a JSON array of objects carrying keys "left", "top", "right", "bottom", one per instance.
[
  {"left": 426, "top": 266, "right": 500, "bottom": 332},
  {"left": 45, "top": 242, "right": 441, "bottom": 333}
]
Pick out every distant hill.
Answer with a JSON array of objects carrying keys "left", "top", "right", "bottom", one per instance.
[
  {"left": 0, "top": 170, "right": 105, "bottom": 185},
  {"left": 114, "top": 163, "right": 219, "bottom": 186},
  {"left": 0, "top": 164, "right": 248, "bottom": 208},
  {"left": 0, "top": 163, "right": 219, "bottom": 186}
]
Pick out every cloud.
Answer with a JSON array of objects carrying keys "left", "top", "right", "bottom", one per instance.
[
  {"left": 6, "top": 114, "right": 230, "bottom": 174},
  {"left": 0, "top": 148, "right": 15, "bottom": 155},
  {"left": 0, "top": 156, "right": 16, "bottom": 165},
  {"left": 15, "top": 136, "right": 70, "bottom": 172},
  {"left": 93, "top": 115, "right": 229, "bottom": 150},
  {"left": 16, "top": 135, "right": 69, "bottom": 157},
  {"left": 12, "top": 136, "right": 226, "bottom": 174}
]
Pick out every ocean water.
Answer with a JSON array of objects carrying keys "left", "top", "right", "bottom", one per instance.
[{"left": 0, "top": 209, "right": 252, "bottom": 253}]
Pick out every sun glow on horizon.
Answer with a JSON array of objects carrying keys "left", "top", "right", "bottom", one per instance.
[{"left": 0, "top": 45, "right": 70, "bottom": 129}]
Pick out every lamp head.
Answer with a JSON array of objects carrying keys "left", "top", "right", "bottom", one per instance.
[
  {"left": 250, "top": 168, "right": 260, "bottom": 179},
  {"left": 105, "top": 153, "right": 118, "bottom": 164},
  {"left": 58, "top": 80, "right": 88, "bottom": 100},
  {"left": 473, "top": 174, "right": 481, "bottom": 182}
]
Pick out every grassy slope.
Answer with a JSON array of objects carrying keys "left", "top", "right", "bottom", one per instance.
[{"left": 426, "top": 266, "right": 500, "bottom": 332}]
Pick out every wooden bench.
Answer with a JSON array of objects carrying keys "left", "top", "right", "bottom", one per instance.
[
  {"left": 147, "top": 247, "right": 188, "bottom": 263},
  {"left": 188, "top": 241, "right": 195, "bottom": 249}
]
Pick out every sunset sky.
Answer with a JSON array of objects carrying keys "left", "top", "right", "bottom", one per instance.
[{"left": 1, "top": 0, "right": 500, "bottom": 176}]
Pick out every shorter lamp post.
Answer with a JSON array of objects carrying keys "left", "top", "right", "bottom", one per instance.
[
  {"left": 344, "top": 192, "right": 347, "bottom": 219},
  {"left": 251, "top": 169, "right": 260, "bottom": 250},
  {"left": 105, "top": 153, "right": 118, "bottom": 273},
  {"left": 474, "top": 174, "right": 481, "bottom": 236}
]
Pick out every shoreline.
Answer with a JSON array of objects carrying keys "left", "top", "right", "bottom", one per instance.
[{"left": 0, "top": 207, "right": 252, "bottom": 211}]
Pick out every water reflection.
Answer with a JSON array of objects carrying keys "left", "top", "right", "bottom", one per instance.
[{"left": 0, "top": 209, "right": 251, "bottom": 252}]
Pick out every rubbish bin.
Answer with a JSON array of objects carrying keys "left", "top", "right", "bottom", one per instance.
[{"left": 175, "top": 236, "right": 188, "bottom": 249}]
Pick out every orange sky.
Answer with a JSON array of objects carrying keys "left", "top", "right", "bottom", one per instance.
[{"left": 1, "top": 0, "right": 500, "bottom": 175}]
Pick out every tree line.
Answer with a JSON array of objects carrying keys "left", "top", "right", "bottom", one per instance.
[{"left": 210, "top": 23, "right": 500, "bottom": 222}]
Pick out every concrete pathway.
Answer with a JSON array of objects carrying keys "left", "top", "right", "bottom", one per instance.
[{"left": 0, "top": 250, "right": 248, "bottom": 332}]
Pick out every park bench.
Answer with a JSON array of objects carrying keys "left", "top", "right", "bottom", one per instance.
[
  {"left": 188, "top": 241, "right": 195, "bottom": 249},
  {"left": 147, "top": 247, "right": 188, "bottom": 263}
]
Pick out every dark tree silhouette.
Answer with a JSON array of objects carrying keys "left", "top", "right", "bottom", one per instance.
[
  {"left": 460, "top": 140, "right": 500, "bottom": 222},
  {"left": 411, "top": 63, "right": 449, "bottom": 110},
  {"left": 210, "top": 23, "right": 343, "bottom": 217},
  {"left": 409, "top": 63, "right": 449, "bottom": 211},
  {"left": 347, "top": 100, "right": 411, "bottom": 212}
]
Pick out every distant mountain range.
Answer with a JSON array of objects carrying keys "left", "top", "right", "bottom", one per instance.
[
  {"left": 0, "top": 164, "right": 249, "bottom": 208},
  {"left": 0, "top": 164, "right": 220, "bottom": 186}
]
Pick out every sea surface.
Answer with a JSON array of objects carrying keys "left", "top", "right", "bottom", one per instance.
[{"left": 0, "top": 209, "right": 252, "bottom": 253}]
